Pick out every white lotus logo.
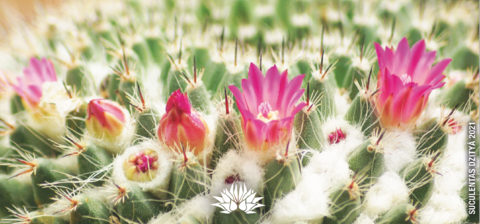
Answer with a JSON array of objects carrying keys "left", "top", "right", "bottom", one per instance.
[{"left": 212, "top": 183, "right": 264, "bottom": 214}]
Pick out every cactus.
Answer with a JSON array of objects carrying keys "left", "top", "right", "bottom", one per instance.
[{"left": 0, "top": 1, "right": 477, "bottom": 224}]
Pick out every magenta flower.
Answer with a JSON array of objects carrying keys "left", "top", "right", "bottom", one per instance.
[
  {"left": 374, "top": 38, "right": 451, "bottom": 129},
  {"left": 229, "top": 63, "right": 306, "bottom": 151},
  {"left": 11, "top": 57, "right": 58, "bottom": 107}
]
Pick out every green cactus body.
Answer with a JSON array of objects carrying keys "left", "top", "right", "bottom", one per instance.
[
  {"left": 132, "top": 39, "right": 151, "bottom": 68},
  {"left": 66, "top": 103, "right": 87, "bottom": 139},
  {"left": 377, "top": 203, "right": 418, "bottom": 224},
  {"left": 70, "top": 193, "right": 109, "bottom": 224},
  {"left": 160, "top": 60, "right": 172, "bottom": 85},
  {"left": 168, "top": 158, "right": 208, "bottom": 206},
  {"left": 186, "top": 82, "right": 213, "bottom": 114},
  {"left": 295, "top": 59, "right": 312, "bottom": 83},
  {"left": 211, "top": 113, "right": 243, "bottom": 169},
  {"left": 189, "top": 47, "right": 210, "bottom": 70},
  {"left": 401, "top": 157, "right": 435, "bottom": 207},
  {"left": 309, "top": 75, "right": 337, "bottom": 122},
  {"left": 178, "top": 215, "right": 202, "bottom": 224},
  {"left": 10, "top": 125, "right": 56, "bottom": 158},
  {"left": 115, "top": 183, "right": 165, "bottom": 224},
  {"left": 203, "top": 61, "right": 227, "bottom": 93},
  {"left": 145, "top": 36, "right": 165, "bottom": 66},
  {"left": 134, "top": 108, "right": 160, "bottom": 139},
  {"left": 347, "top": 140, "right": 384, "bottom": 185},
  {"left": 323, "top": 181, "right": 361, "bottom": 224},
  {"left": 66, "top": 65, "right": 89, "bottom": 97},
  {"left": 344, "top": 94, "right": 379, "bottom": 137},
  {"left": 343, "top": 66, "right": 368, "bottom": 101},
  {"left": 30, "top": 213, "right": 69, "bottom": 224},
  {"left": 332, "top": 55, "right": 351, "bottom": 88},
  {"left": 10, "top": 94, "right": 25, "bottom": 114},
  {"left": 106, "top": 74, "right": 121, "bottom": 101},
  {"left": 413, "top": 118, "right": 448, "bottom": 154},
  {"left": 213, "top": 208, "right": 260, "bottom": 224},
  {"left": 441, "top": 79, "right": 477, "bottom": 112},
  {"left": 217, "top": 69, "right": 246, "bottom": 96},
  {"left": 293, "top": 108, "right": 324, "bottom": 165},
  {"left": 118, "top": 79, "right": 136, "bottom": 112},
  {"left": 264, "top": 156, "right": 301, "bottom": 211},
  {"left": 78, "top": 142, "right": 112, "bottom": 183},
  {"left": 31, "top": 158, "right": 78, "bottom": 205},
  {"left": 229, "top": 0, "right": 252, "bottom": 31},
  {"left": 0, "top": 175, "right": 36, "bottom": 218},
  {"left": 451, "top": 46, "right": 479, "bottom": 70}
]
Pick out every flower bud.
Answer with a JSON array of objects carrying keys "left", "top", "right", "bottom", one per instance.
[
  {"left": 158, "top": 89, "right": 209, "bottom": 155},
  {"left": 86, "top": 99, "right": 127, "bottom": 141}
]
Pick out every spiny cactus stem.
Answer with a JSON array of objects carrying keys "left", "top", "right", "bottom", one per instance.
[
  {"left": 376, "top": 129, "right": 386, "bottom": 145},
  {"left": 321, "top": 26, "right": 325, "bottom": 58},
  {"left": 366, "top": 66, "right": 373, "bottom": 92},
  {"left": 347, "top": 32, "right": 359, "bottom": 53},
  {"left": 320, "top": 48, "right": 324, "bottom": 74},
  {"left": 137, "top": 82, "right": 145, "bottom": 109},
  {"left": 122, "top": 45, "right": 130, "bottom": 76},
  {"left": 182, "top": 72, "right": 193, "bottom": 86},
  {"left": 321, "top": 63, "right": 334, "bottom": 80},
  {"left": 181, "top": 144, "right": 188, "bottom": 167},
  {"left": 65, "top": 136, "right": 84, "bottom": 151},
  {"left": 179, "top": 38, "right": 183, "bottom": 64},
  {"left": 235, "top": 38, "right": 238, "bottom": 67},
  {"left": 360, "top": 35, "right": 365, "bottom": 62},
  {"left": 259, "top": 51, "right": 263, "bottom": 72},
  {"left": 114, "top": 90, "right": 126, "bottom": 106},
  {"left": 442, "top": 104, "right": 459, "bottom": 126},
  {"left": 193, "top": 56, "right": 197, "bottom": 83},
  {"left": 257, "top": 36, "right": 262, "bottom": 59},
  {"left": 8, "top": 159, "right": 36, "bottom": 179},
  {"left": 62, "top": 81, "right": 72, "bottom": 98},
  {"left": 224, "top": 87, "right": 229, "bottom": 115},
  {"left": 306, "top": 82, "right": 310, "bottom": 107},
  {"left": 220, "top": 26, "right": 225, "bottom": 52},
  {"left": 0, "top": 117, "right": 15, "bottom": 131},
  {"left": 389, "top": 18, "right": 396, "bottom": 45},
  {"left": 284, "top": 140, "right": 290, "bottom": 158}
]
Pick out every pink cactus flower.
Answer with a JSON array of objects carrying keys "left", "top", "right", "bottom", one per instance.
[
  {"left": 157, "top": 89, "right": 209, "bottom": 155},
  {"left": 374, "top": 38, "right": 451, "bottom": 129},
  {"left": 229, "top": 63, "right": 306, "bottom": 151},
  {"left": 11, "top": 57, "right": 58, "bottom": 107},
  {"left": 86, "top": 99, "right": 127, "bottom": 140}
]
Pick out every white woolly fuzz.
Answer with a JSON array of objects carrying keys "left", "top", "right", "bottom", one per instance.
[
  {"left": 86, "top": 62, "right": 111, "bottom": 90},
  {"left": 383, "top": 131, "right": 417, "bottom": 173},
  {"left": 362, "top": 171, "right": 409, "bottom": 218},
  {"left": 435, "top": 149, "right": 468, "bottom": 194},
  {"left": 353, "top": 213, "right": 375, "bottom": 224},
  {"left": 112, "top": 140, "right": 172, "bottom": 199},
  {"left": 418, "top": 193, "right": 468, "bottom": 224},
  {"left": 143, "top": 66, "right": 166, "bottom": 113},
  {"left": 268, "top": 171, "right": 329, "bottom": 224},
  {"left": 321, "top": 116, "right": 365, "bottom": 157},
  {"left": 211, "top": 150, "right": 264, "bottom": 196},
  {"left": 149, "top": 195, "right": 215, "bottom": 224},
  {"left": 303, "top": 150, "right": 351, "bottom": 190},
  {"left": 334, "top": 90, "right": 350, "bottom": 117},
  {"left": 55, "top": 155, "right": 79, "bottom": 174}
]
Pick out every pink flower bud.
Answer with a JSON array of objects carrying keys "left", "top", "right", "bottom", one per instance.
[
  {"left": 86, "top": 99, "right": 127, "bottom": 140},
  {"left": 11, "top": 57, "right": 58, "bottom": 108},
  {"left": 157, "top": 89, "right": 209, "bottom": 155},
  {"left": 229, "top": 63, "right": 306, "bottom": 151},
  {"left": 374, "top": 38, "right": 451, "bottom": 130},
  {"left": 328, "top": 128, "right": 347, "bottom": 145}
]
